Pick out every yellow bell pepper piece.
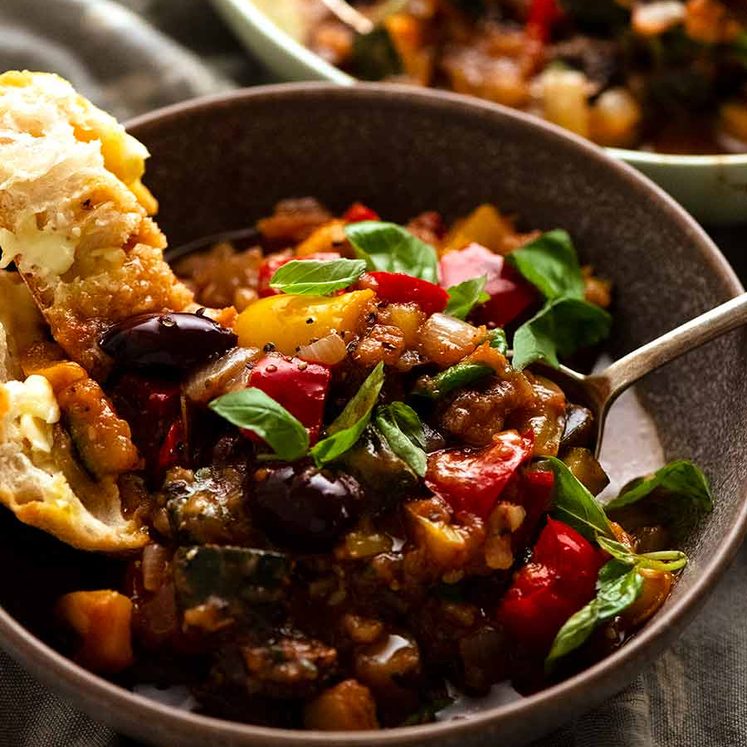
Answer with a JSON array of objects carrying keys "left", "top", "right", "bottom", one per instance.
[
  {"left": 296, "top": 219, "right": 347, "bottom": 257},
  {"left": 237, "top": 290, "right": 375, "bottom": 355},
  {"left": 441, "top": 204, "right": 513, "bottom": 255}
]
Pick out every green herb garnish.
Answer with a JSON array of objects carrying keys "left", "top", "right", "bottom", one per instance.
[
  {"left": 209, "top": 388, "right": 309, "bottom": 461},
  {"left": 546, "top": 562, "right": 643, "bottom": 666},
  {"left": 606, "top": 460, "right": 713, "bottom": 542},
  {"left": 508, "top": 230, "right": 585, "bottom": 300},
  {"left": 544, "top": 456, "right": 615, "bottom": 541},
  {"left": 507, "top": 231, "right": 611, "bottom": 370},
  {"left": 269, "top": 258, "right": 367, "bottom": 295},
  {"left": 345, "top": 221, "right": 439, "bottom": 283},
  {"left": 444, "top": 275, "right": 489, "bottom": 320},
  {"left": 512, "top": 297, "right": 612, "bottom": 370},
  {"left": 607, "top": 460, "right": 712, "bottom": 512},
  {"left": 310, "top": 362, "right": 385, "bottom": 466},
  {"left": 542, "top": 457, "right": 696, "bottom": 666},
  {"left": 596, "top": 536, "right": 688, "bottom": 573},
  {"left": 375, "top": 402, "right": 427, "bottom": 477}
]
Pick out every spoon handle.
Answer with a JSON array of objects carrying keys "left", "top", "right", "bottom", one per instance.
[{"left": 600, "top": 293, "right": 747, "bottom": 401}]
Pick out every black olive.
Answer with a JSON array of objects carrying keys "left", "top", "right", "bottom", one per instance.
[
  {"left": 99, "top": 312, "right": 237, "bottom": 371},
  {"left": 252, "top": 463, "right": 363, "bottom": 550}
]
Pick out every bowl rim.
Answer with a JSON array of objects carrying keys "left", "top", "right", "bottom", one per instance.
[
  {"left": 215, "top": 0, "right": 747, "bottom": 168},
  {"left": 1, "top": 81, "right": 747, "bottom": 745}
]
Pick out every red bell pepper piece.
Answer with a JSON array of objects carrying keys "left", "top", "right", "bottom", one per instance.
[
  {"left": 343, "top": 202, "right": 380, "bottom": 223},
  {"left": 510, "top": 467, "right": 556, "bottom": 550},
  {"left": 497, "top": 518, "right": 604, "bottom": 651},
  {"left": 246, "top": 355, "right": 331, "bottom": 444},
  {"left": 258, "top": 252, "right": 342, "bottom": 298},
  {"left": 526, "top": 0, "right": 563, "bottom": 42},
  {"left": 363, "top": 271, "right": 449, "bottom": 316},
  {"left": 425, "top": 430, "right": 534, "bottom": 519},
  {"left": 439, "top": 243, "right": 536, "bottom": 327},
  {"left": 108, "top": 373, "right": 182, "bottom": 478},
  {"left": 157, "top": 419, "right": 187, "bottom": 478}
]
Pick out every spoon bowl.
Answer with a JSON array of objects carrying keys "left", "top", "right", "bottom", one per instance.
[{"left": 546, "top": 293, "right": 747, "bottom": 456}]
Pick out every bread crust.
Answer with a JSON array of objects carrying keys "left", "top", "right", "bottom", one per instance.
[
  {"left": 0, "top": 272, "right": 146, "bottom": 551},
  {"left": 0, "top": 71, "right": 194, "bottom": 376},
  {"left": 0, "top": 70, "right": 198, "bottom": 551}
]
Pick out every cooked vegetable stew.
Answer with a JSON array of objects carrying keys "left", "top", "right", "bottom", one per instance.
[
  {"left": 300, "top": 0, "right": 747, "bottom": 153},
  {"left": 8, "top": 198, "right": 712, "bottom": 730}
]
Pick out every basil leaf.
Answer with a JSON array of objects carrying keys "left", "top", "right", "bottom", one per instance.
[
  {"left": 270, "top": 258, "right": 367, "bottom": 295},
  {"left": 507, "top": 229, "right": 611, "bottom": 370},
  {"left": 596, "top": 536, "right": 688, "bottom": 573},
  {"left": 598, "top": 558, "right": 631, "bottom": 584},
  {"left": 546, "top": 563, "right": 643, "bottom": 666},
  {"left": 375, "top": 402, "right": 427, "bottom": 477},
  {"left": 310, "top": 362, "right": 385, "bottom": 466},
  {"left": 607, "top": 460, "right": 712, "bottom": 512},
  {"left": 445, "top": 276, "right": 489, "bottom": 320},
  {"left": 209, "top": 388, "right": 309, "bottom": 461},
  {"left": 512, "top": 297, "right": 612, "bottom": 370},
  {"left": 595, "top": 536, "right": 637, "bottom": 565},
  {"left": 606, "top": 460, "right": 712, "bottom": 544},
  {"left": 508, "top": 230, "right": 585, "bottom": 301},
  {"left": 545, "top": 456, "right": 615, "bottom": 541},
  {"left": 345, "top": 221, "right": 439, "bottom": 282}
]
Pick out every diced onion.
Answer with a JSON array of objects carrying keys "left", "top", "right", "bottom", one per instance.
[
  {"left": 184, "top": 347, "right": 259, "bottom": 404},
  {"left": 420, "top": 313, "right": 482, "bottom": 367},
  {"left": 632, "top": 1, "right": 685, "bottom": 36},
  {"left": 541, "top": 68, "right": 591, "bottom": 138},
  {"left": 589, "top": 88, "right": 642, "bottom": 148},
  {"left": 142, "top": 543, "right": 169, "bottom": 592},
  {"left": 297, "top": 333, "right": 348, "bottom": 366}
]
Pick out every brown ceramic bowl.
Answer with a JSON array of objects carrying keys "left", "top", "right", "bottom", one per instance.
[{"left": 1, "top": 83, "right": 746, "bottom": 746}]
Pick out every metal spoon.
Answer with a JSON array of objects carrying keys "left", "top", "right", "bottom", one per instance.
[
  {"left": 318, "top": 0, "right": 408, "bottom": 34},
  {"left": 546, "top": 294, "right": 747, "bottom": 457}
]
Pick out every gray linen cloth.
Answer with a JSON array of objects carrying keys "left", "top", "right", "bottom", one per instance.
[{"left": 0, "top": 1, "right": 745, "bottom": 744}]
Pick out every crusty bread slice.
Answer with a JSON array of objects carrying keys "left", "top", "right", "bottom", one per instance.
[
  {"left": 0, "top": 272, "right": 146, "bottom": 551},
  {"left": 0, "top": 70, "right": 194, "bottom": 376}
]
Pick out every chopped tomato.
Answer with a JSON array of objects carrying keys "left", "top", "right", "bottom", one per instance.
[
  {"left": 108, "top": 373, "right": 181, "bottom": 479},
  {"left": 361, "top": 271, "right": 449, "bottom": 316},
  {"left": 258, "top": 252, "right": 342, "bottom": 297},
  {"left": 343, "top": 202, "right": 380, "bottom": 223},
  {"left": 157, "top": 419, "right": 187, "bottom": 478},
  {"left": 497, "top": 518, "right": 604, "bottom": 651},
  {"left": 247, "top": 355, "right": 331, "bottom": 443},
  {"left": 425, "top": 430, "right": 534, "bottom": 519},
  {"left": 439, "top": 243, "right": 536, "bottom": 327},
  {"left": 512, "top": 467, "right": 556, "bottom": 549},
  {"left": 527, "top": 0, "right": 563, "bottom": 41}
]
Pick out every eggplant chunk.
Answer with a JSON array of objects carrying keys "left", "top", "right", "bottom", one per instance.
[
  {"left": 560, "top": 403, "right": 595, "bottom": 449},
  {"left": 338, "top": 426, "right": 419, "bottom": 514},
  {"left": 563, "top": 447, "right": 610, "bottom": 496},
  {"left": 173, "top": 545, "right": 291, "bottom": 625},
  {"left": 162, "top": 466, "right": 252, "bottom": 545}
]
